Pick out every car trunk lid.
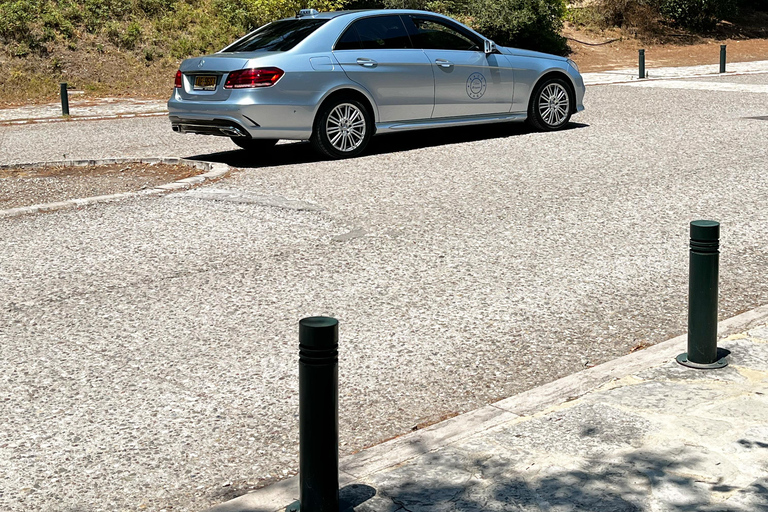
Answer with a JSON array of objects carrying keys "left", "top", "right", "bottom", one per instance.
[{"left": 177, "top": 54, "right": 253, "bottom": 101}]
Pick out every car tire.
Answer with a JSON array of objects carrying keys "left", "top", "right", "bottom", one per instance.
[
  {"left": 311, "top": 98, "right": 373, "bottom": 159},
  {"left": 230, "top": 138, "right": 278, "bottom": 151},
  {"left": 527, "top": 77, "right": 573, "bottom": 131}
]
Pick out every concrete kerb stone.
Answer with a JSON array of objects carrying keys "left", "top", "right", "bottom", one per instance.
[
  {"left": 206, "top": 303, "right": 768, "bottom": 512},
  {"left": 0, "top": 157, "right": 231, "bottom": 219}
]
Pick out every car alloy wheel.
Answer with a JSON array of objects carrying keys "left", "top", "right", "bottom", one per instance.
[
  {"left": 528, "top": 78, "right": 573, "bottom": 131},
  {"left": 326, "top": 103, "right": 366, "bottom": 152},
  {"left": 312, "top": 98, "right": 372, "bottom": 159}
]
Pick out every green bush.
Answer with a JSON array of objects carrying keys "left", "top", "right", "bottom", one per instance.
[
  {"left": 587, "top": 0, "right": 658, "bottom": 29},
  {"left": 106, "top": 19, "right": 142, "bottom": 49},
  {"left": 0, "top": 0, "right": 36, "bottom": 40},
  {"left": 365, "top": 0, "right": 568, "bottom": 54},
  {"left": 213, "top": 0, "right": 345, "bottom": 32},
  {"left": 136, "top": 0, "right": 177, "bottom": 16},
  {"left": 470, "top": 0, "right": 569, "bottom": 55},
  {"left": 658, "top": 0, "right": 738, "bottom": 29}
]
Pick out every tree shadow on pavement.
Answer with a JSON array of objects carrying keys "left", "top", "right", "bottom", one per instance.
[
  {"left": 186, "top": 122, "right": 589, "bottom": 170},
  {"left": 351, "top": 445, "right": 768, "bottom": 512}
]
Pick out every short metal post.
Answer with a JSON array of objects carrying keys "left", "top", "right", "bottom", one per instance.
[
  {"left": 60, "top": 83, "right": 69, "bottom": 116},
  {"left": 720, "top": 44, "right": 727, "bottom": 73},
  {"left": 639, "top": 49, "right": 645, "bottom": 79},
  {"left": 677, "top": 220, "right": 727, "bottom": 369},
  {"left": 299, "top": 316, "right": 339, "bottom": 512}
]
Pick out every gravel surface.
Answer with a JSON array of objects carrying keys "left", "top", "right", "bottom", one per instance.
[{"left": 1, "top": 74, "right": 767, "bottom": 511}]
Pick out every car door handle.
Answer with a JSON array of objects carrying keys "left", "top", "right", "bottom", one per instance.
[
  {"left": 356, "top": 58, "right": 377, "bottom": 68},
  {"left": 435, "top": 59, "right": 453, "bottom": 68}
]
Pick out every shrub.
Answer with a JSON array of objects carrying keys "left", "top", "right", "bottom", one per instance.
[
  {"left": 83, "top": 0, "right": 133, "bottom": 30},
  {"left": 368, "top": 0, "right": 568, "bottom": 54},
  {"left": 0, "top": 0, "right": 36, "bottom": 40},
  {"left": 658, "top": 0, "right": 738, "bottom": 30},
  {"left": 213, "top": 0, "right": 345, "bottom": 32},
  {"left": 590, "top": 0, "right": 659, "bottom": 29},
  {"left": 136, "top": 0, "right": 177, "bottom": 16},
  {"left": 470, "top": 0, "right": 569, "bottom": 55}
]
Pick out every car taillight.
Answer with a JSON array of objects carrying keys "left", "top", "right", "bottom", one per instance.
[
  {"left": 174, "top": 70, "right": 182, "bottom": 88},
  {"left": 224, "top": 67, "right": 284, "bottom": 89}
]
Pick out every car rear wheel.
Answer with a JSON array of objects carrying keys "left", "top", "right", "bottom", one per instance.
[
  {"left": 311, "top": 98, "right": 372, "bottom": 159},
  {"left": 230, "top": 138, "right": 278, "bottom": 151},
  {"left": 527, "top": 78, "right": 572, "bottom": 131}
]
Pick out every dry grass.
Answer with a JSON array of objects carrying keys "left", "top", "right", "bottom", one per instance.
[{"left": 0, "top": 33, "right": 179, "bottom": 105}]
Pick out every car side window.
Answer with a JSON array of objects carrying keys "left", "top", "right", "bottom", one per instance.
[
  {"left": 335, "top": 25, "right": 361, "bottom": 50},
  {"left": 406, "top": 16, "right": 480, "bottom": 51},
  {"left": 337, "top": 15, "right": 412, "bottom": 50}
]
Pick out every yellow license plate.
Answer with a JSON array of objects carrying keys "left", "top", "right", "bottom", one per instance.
[{"left": 194, "top": 75, "right": 217, "bottom": 91}]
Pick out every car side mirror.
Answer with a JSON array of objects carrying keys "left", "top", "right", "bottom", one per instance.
[{"left": 484, "top": 40, "right": 498, "bottom": 55}]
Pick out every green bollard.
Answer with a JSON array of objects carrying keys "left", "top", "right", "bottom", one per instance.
[
  {"left": 677, "top": 220, "right": 728, "bottom": 369},
  {"left": 299, "top": 316, "right": 339, "bottom": 512},
  {"left": 720, "top": 44, "right": 727, "bottom": 73},
  {"left": 639, "top": 49, "right": 645, "bottom": 79},
  {"left": 60, "top": 82, "right": 70, "bottom": 116}
]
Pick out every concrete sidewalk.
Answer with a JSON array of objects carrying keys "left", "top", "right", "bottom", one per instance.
[
  {"left": 209, "top": 306, "right": 768, "bottom": 512},
  {"left": 2, "top": 60, "right": 768, "bottom": 125}
]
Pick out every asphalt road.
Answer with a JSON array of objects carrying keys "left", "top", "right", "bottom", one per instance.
[{"left": 1, "top": 73, "right": 768, "bottom": 511}]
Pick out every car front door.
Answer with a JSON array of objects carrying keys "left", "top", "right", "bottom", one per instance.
[
  {"left": 333, "top": 15, "right": 435, "bottom": 123},
  {"left": 402, "top": 15, "right": 514, "bottom": 118}
]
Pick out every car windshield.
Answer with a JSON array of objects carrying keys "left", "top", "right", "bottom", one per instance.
[{"left": 222, "top": 19, "right": 328, "bottom": 52}]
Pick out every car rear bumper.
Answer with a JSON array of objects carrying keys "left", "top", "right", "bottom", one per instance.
[{"left": 167, "top": 96, "right": 314, "bottom": 140}]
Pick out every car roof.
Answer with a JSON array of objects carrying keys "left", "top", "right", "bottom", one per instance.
[
  {"left": 289, "top": 9, "right": 371, "bottom": 20},
  {"left": 285, "top": 9, "right": 455, "bottom": 21}
]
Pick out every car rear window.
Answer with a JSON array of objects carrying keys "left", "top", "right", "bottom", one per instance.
[{"left": 222, "top": 19, "right": 328, "bottom": 52}]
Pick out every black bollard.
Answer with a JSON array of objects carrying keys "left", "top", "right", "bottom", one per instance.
[
  {"left": 720, "top": 44, "right": 727, "bottom": 74},
  {"left": 639, "top": 49, "right": 645, "bottom": 79},
  {"left": 677, "top": 221, "right": 727, "bottom": 369},
  {"left": 299, "top": 316, "right": 339, "bottom": 512},
  {"left": 60, "top": 83, "right": 70, "bottom": 116}
]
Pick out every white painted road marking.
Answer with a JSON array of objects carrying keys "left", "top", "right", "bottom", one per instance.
[{"left": 619, "top": 80, "right": 768, "bottom": 94}]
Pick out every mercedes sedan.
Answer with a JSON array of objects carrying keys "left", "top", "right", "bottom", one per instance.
[{"left": 169, "top": 9, "right": 585, "bottom": 159}]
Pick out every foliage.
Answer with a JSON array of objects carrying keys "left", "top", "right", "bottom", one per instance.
[
  {"left": 356, "top": 0, "right": 569, "bottom": 54},
  {"left": 658, "top": 0, "right": 738, "bottom": 30},
  {"left": 213, "top": 0, "right": 345, "bottom": 32},
  {"left": 470, "top": 0, "right": 568, "bottom": 55},
  {"left": 584, "top": 0, "right": 659, "bottom": 29},
  {"left": 0, "top": 0, "right": 346, "bottom": 59}
]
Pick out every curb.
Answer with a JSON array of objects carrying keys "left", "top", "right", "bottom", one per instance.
[
  {"left": 583, "top": 68, "right": 768, "bottom": 86},
  {"left": 205, "top": 303, "right": 768, "bottom": 512},
  {"left": 0, "top": 111, "right": 168, "bottom": 126},
  {"left": 0, "top": 157, "right": 231, "bottom": 219}
]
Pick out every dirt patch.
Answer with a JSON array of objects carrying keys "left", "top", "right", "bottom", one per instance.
[{"left": 0, "top": 162, "right": 200, "bottom": 210}]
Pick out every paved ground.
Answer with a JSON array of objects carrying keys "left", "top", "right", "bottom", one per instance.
[
  {"left": 209, "top": 315, "right": 768, "bottom": 512},
  {"left": 1, "top": 66, "right": 768, "bottom": 511}
]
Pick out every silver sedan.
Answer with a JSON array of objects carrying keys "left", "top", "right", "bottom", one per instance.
[{"left": 168, "top": 9, "right": 585, "bottom": 159}]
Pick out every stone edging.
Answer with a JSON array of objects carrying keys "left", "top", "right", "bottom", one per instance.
[
  {"left": 0, "top": 111, "right": 168, "bottom": 127},
  {"left": 0, "top": 157, "right": 230, "bottom": 219}
]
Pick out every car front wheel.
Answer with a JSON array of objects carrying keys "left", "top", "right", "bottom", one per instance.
[
  {"left": 230, "top": 138, "right": 278, "bottom": 151},
  {"left": 311, "top": 98, "right": 372, "bottom": 159},
  {"left": 527, "top": 78, "right": 572, "bottom": 131}
]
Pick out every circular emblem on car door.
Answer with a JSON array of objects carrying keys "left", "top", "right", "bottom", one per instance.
[{"left": 466, "top": 72, "right": 487, "bottom": 100}]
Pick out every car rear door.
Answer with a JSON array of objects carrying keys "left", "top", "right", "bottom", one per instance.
[
  {"left": 402, "top": 14, "right": 514, "bottom": 118},
  {"left": 333, "top": 14, "right": 435, "bottom": 122}
]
